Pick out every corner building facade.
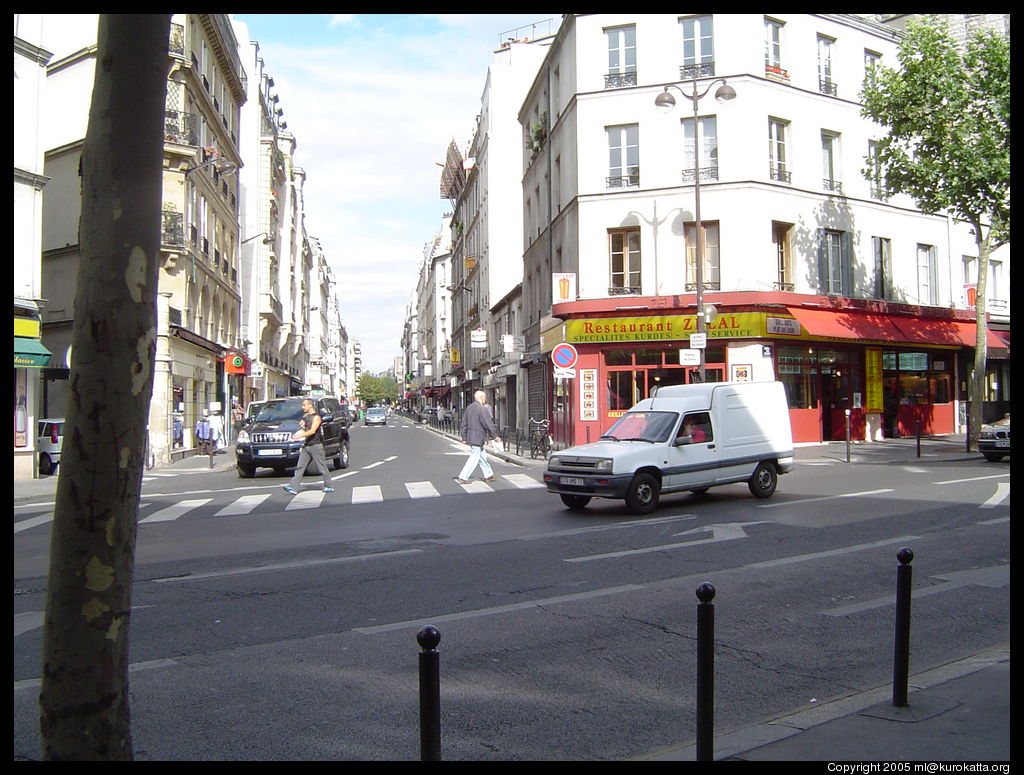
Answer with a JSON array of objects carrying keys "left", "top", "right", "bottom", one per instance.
[{"left": 520, "top": 13, "right": 1010, "bottom": 447}]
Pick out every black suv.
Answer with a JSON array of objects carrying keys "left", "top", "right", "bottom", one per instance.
[{"left": 235, "top": 396, "right": 351, "bottom": 478}]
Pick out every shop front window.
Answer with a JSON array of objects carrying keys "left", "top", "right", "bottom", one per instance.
[
  {"left": 883, "top": 350, "right": 951, "bottom": 405},
  {"left": 778, "top": 346, "right": 818, "bottom": 409}
]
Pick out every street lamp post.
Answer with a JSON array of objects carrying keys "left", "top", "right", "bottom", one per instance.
[{"left": 655, "top": 75, "right": 736, "bottom": 383}]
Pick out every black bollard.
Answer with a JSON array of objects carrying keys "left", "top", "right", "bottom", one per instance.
[
  {"left": 417, "top": 625, "right": 442, "bottom": 761},
  {"left": 696, "top": 583, "right": 716, "bottom": 762},
  {"left": 892, "top": 548, "right": 914, "bottom": 707},
  {"left": 916, "top": 420, "right": 922, "bottom": 458}
]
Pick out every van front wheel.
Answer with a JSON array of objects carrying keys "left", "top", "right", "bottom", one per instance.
[
  {"left": 748, "top": 462, "right": 778, "bottom": 498},
  {"left": 626, "top": 473, "right": 660, "bottom": 514}
]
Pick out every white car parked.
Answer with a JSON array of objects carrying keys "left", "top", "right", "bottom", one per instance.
[{"left": 37, "top": 417, "right": 64, "bottom": 475}]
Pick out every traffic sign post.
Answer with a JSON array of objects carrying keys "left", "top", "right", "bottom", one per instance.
[{"left": 551, "top": 343, "right": 579, "bottom": 370}]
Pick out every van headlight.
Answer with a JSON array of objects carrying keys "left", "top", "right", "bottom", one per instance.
[{"left": 593, "top": 458, "right": 614, "bottom": 472}]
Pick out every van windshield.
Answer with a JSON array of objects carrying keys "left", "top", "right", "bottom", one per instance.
[{"left": 602, "top": 411, "right": 679, "bottom": 443}]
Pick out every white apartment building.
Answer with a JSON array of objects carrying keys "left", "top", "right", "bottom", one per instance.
[
  {"left": 407, "top": 216, "right": 453, "bottom": 412},
  {"left": 520, "top": 13, "right": 1009, "bottom": 447},
  {"left": 39, "top": 14, "right": 247, "bottom": 466},
  {"left": 447, "top": 28, "right": 554, "bottom": 428}
]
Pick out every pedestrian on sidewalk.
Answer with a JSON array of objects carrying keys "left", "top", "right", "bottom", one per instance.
[
  {"left": 283, "top": 398, "right": 335, "bottom": 494},
  {"left": 455, "top": 390, "right": 501, "bottom": 484}
]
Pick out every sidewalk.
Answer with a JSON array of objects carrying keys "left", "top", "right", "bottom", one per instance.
[{"left": 643, "top": 644, "right": 1010, "bottom": 761}]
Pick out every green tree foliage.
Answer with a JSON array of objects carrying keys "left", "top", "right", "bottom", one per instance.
[
  {"left": 860, "top": 18, "right": 1009, "bottom": 448},
  {"left": 356, "top": 374, "right": 400, "bottom": 406}
]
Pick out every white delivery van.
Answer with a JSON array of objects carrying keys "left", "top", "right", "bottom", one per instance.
[{"left": 544, "top": 381, "right": 795, "bottom": 514}]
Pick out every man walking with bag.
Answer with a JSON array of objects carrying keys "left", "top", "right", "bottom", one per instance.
[
  {"left": 283, "top": 398, "right": 335, "bottom": 494},
  {"left": 455, "top": 390, "right": 501, "bottom": 484}
]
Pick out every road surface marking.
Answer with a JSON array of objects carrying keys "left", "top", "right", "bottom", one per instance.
[
  {"left": 504, "top": 474, "right": 545, "bottom": 489},
  {"left": 353, "top": 584, "right": 645, "bottom": 635},
  {"left": 824, "top": 564, "right": 1009, "bottom": 616},
  {"left": 406, "top": 481, "right": 440, "bottom": 499},
  {"left": 980, "top": 482, "right": 1010, "bottom": 509},
  {"left": 140, "top": 499, "right": 211, "bottom": 523},
  {"left": 214, "top": 494, "right": 270, "bottom": 517},
  {"left": 756, "top": 488, "right": 893, "bottom": 509},
  {"left": 352, "top": 485, "right": 383, "bottom": 504},
  {"left": 934, "top": 473, "right": 1010, "bottom": 484},
  {"left": 285, "top": 490, "right": 325, "bottom": 510},
  {"left": 152, "top": 549, "right": 422, "bottom": 583},
  {"left": 566, "top": 522, "right": 765, "bottom": 562},
  {"left": 746, "top": 535, "right": 920, "bottom": 569}
]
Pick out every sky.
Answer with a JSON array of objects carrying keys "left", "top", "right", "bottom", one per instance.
[{"left": 231, "top": 13, "right": 561, "bottom": 376}]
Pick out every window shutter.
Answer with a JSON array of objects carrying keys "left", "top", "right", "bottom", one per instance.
[{"left": 841, "top": 231, "right": 853, "bottom": 296}]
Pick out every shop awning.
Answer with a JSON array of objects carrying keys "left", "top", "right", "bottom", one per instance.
[
  {"left": 888, "top": 317, "right": 1006, "bottom": 349},
  {"left": 14, "top": 337, "right": 52, "bottom": 369},
  {"left": 786, "top": 307, "right": 1005, "bottom": 349},
  {"left": 785, "top": 307, "right": 904, "bottom": 343}
]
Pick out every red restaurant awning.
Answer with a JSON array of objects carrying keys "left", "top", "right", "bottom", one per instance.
[{"left": 786, "top": 307, "right": 1004, "bottom": 348}]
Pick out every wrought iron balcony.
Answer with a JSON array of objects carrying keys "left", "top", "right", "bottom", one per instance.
[
  {"left": 765, "top": 64, "right": 789, "bottom": 80},
  {"left": 606, "top": 173, "right": 640, "bottom": 189},
  {"left": 823, "top": 178, "right": 844, "bottom": 194},
  {"left": 773, "top": 281, "right": 795, "bottom": 292},
  {"left": 604, "top": 71, "right": 637, "bottom": 88},
  {"left": 164, "top": 110, "right": 199, "bottom": 146},
  {"left": 819, "top": 79, "right": 838, "bottom": 96},
  {"left": 682, "top": 167, "right": 719, "bottom": 184},
  {"left": 685, "top": 281, "right": 720, "bottom": 292},
  {"left": 680, "top": 62, "right": 715, "bottom": 79},
  {"left": 769, "top": 166, "right": 791, "bottom": 183},
  {"left": 608, "top": 285, "right": 641, "bottom": 296}
]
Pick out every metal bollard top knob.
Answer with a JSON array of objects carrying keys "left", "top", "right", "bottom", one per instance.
[
  {"left": 696, "top": 582, "right": 716, "bottom": 603},
  {"left": 896, "top": 547, "right": 914, "bottom": 565},
  {"left": 417, "top": 625, "right": 441, "bottom": 651}
]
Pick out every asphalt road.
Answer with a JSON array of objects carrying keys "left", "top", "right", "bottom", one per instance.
[{"left": 13, "top": 417, "right": 1011, "bottom": 760}]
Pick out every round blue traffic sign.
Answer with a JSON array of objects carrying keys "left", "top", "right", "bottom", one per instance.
[{"left": 551, "top": 343, "right": 579, "bottom": 369}]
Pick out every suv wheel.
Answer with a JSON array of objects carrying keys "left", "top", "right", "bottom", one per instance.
[
  {"left": 335, "top": 439, "right": 350, "bottom": 469},
  {"left": 237, "top": 462, "right": 256, "bottom": 478},
  {"left": 625, "top": 473, "right": 660, "bottom": 515}
]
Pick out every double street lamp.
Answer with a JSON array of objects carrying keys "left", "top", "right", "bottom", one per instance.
[{"left": 655, "top": 76, "right": 736, "bottom": 383}]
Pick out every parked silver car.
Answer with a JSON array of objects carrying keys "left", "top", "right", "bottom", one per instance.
[{"left": 978, "top": 414, "right": 1010, "bottom": 462}]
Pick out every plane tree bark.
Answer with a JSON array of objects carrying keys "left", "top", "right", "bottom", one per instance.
[{"left": 39, "top": 14, "right": 170, "bottom": 760}]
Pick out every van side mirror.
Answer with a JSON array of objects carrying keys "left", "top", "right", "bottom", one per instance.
[{"left": 674, "top": 435, "right": 692, "bottom": 446}]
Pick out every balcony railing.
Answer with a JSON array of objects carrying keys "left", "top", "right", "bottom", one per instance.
[
  {"left": 773, "top": 281, "right": 795, "bottom": 292},
  {"left": 161, "top": 210, "right": 184, "bottom": 248},
  {"left": 769, "top": 166, "right": 791, "bottom": 183},
  {"left": 164, "top": 110, "right": 199, "bottom": 146},
  {"left": 604, "top": 71, "right": 637, "bottom": 88},
  {"left": 823, "top": 178, "right": 844, "bottom": 194},
  {"left": 608, "top": 285, "right": 641, "bottom": 296},
  {"left": 685, "top": 281, "right": 721, "bottom": 292},
  {"left": 819, "top": 79, "right": 838, "bottom": 96},
  {"left": 682, "top": 167, "right": 719, "bottom": 184},
  {"left": 765, "top": 64, "right": 789, "bottom": 81},
  {"left": 606, "top": 173, "right": 640, "bottom": 189},
  {"left": 680, "top": 62, "right": 715, "bottom": 79}
]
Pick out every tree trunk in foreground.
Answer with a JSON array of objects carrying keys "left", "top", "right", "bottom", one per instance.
[{"left": 40, "top": 13, "right": 169, "bottom": 761}]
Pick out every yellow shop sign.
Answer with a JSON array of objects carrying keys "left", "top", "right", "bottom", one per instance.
[{"left": 565, "top": 313, "right": 773, "bottom": 344}]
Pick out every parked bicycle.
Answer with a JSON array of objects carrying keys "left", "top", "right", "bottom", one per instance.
[{"left": 528, "top": 417, "right": 552, "bottom": 459}]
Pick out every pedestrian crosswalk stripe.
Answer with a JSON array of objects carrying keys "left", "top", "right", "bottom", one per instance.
[
  {"left": 140, "top": 499, "right": 212, "bottom": 523},
  {"left": 504, "top": 474, "right": 545, "bottom": 489},
  {"left": 214, "top": 494, "right": 270, "bottom": 517},
  {"left": 456, "top": 480, "right": 493, "bottom": 493},
  {"left": 285, "top": 490, "right": 325, "bottom": 510},
  {"left": 352, "top": 485, "right": 383, "bottom": 504},
  {"left": 405, "top": 481, "right": 440, "bottom": 499}
]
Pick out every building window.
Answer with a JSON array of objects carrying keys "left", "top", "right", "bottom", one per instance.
[
  {"left": 681, "top": 116, "right": 718, "bottom": 182},
  {"left": 773, "top": 221, "right": 794, "bottom": 291},
  {"left": 864, "top": 49, "right": 882, "bottom": 88},
  {"left": 867, "top": 140, "right": 886, "bottom": 199},
  {"left": 764, "top": 18, "right": 788, "bottom": 79},
  {"left": 873, "top": 236, "right": 893, "bottom": 300},
  {"left": 684, "top": 221, "right": 720, "bottom": 291},
  {"left": 679, "top": 15, "right": 714, "bottom": 78},
  {"left": 819, "top": 229, "right": 850, "bottom": 296},
  {"left": 609, "top": 228, "right": 641, "bottom": 294},
  {"left": 605, "top": 25, "right": 637, "bottom": 88},
  {"left": 606, "top": 124, "right": 639, "bottom": 188},
  {"left": 821, "top": 131, "right": 842, "bottom": 192},
  {"left": 817, "top": 35, "right": 836, "bottom": 95},
  {"left": 768, "top": 118, "right": 790, "bottom": 182},
  {"left": 917, "top": 243, "right": 938, "bottom": 305}
]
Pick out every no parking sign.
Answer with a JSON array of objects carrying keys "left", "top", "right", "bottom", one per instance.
[{"left": 551, "top": 342, "right": 579, "bottom": 370}]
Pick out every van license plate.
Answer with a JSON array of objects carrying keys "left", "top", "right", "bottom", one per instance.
[
  {"left": 561, "top": 476, "right": 585, "bottom": 486},
  {"left": 257, "top": 449, "right": 283, "bottom": 456}
]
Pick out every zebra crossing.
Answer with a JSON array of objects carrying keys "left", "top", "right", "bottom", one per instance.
[{"left": 126, "top": 472, "right": 545, "bottom": 524}]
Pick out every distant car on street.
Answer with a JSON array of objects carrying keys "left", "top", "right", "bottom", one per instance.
[
  {"left": 978, "top": 414, "right": 1010, "bottom": 462},
  {"left": 37, "top": 417, "right": 64, "bottom": 475},
  {"left": 364, "top": 407, "right": 387, "bottom": 426}
]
